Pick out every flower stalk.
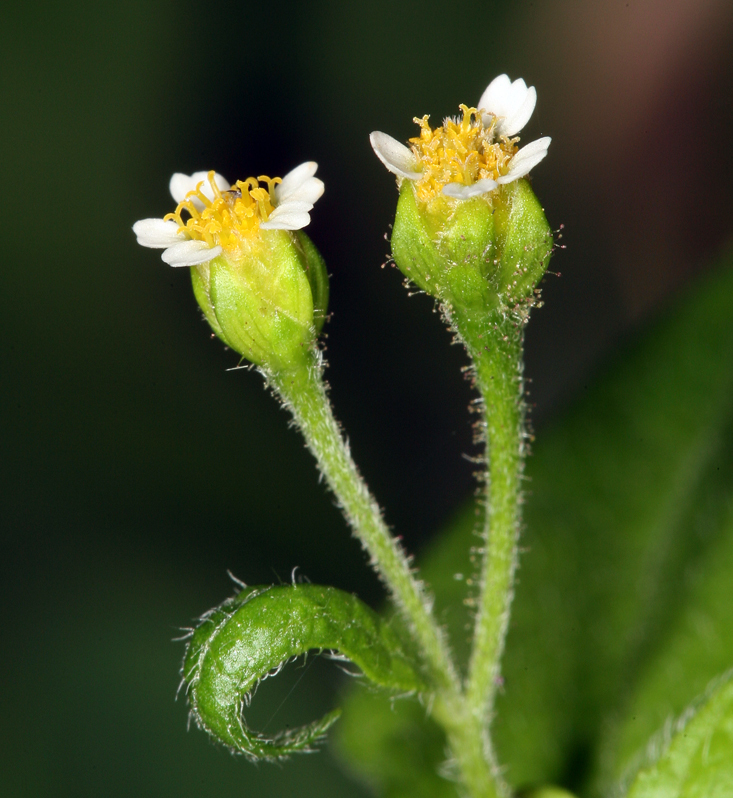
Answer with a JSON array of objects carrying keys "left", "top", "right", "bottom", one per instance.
[
  {"left": 452, "top": 305, "right": 526, "bottom": 729},
  {"left": 271, "top": 341, "right": 522, "bottom": 798},
  {"left": 268, "top": 352, "right": 512, "bottom": 793},
  {"left": 268, "top": 354, "right": 459, "bottom": 696}
]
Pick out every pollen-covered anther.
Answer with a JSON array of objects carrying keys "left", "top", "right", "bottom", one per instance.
[
  {"left": 164, "top": 171, "right": 283, "bottom": 253},
  {"left": 408, "top": 105, "right": 518, "bottom": 202}
]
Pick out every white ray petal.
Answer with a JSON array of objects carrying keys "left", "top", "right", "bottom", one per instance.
[
  {"left": 278, "top": 177, "right": 324, "bottom": 207},
  {"left": 500, "top": 86, "right": 537, "bottom": 137},
  {"left": 370, "top": 131, "right": 421, "bottom": 180},
  {"left": 169, "top": 171, "right": 230, "bottom": 206},
  {"left": 479, "top": 74, "right": 537, "bottom": 136},
  {"left": 133, "top": 218, "right": 183, "bottom": 248},
  {"left": 161, "top": 240, "right": 221, "bottom": 267},
  {"left": 275, "top": 162, "right": 319, "bottom": 203},
  {"left": 442, "top": 178, "right": 498, "bottom": 199},
  {"left": 479, "top": 74, "right": 510, "bottom": 112},
  {"left": 260, "top": 211, "right": 311, "bottom": 230},
  {"left": 270, "top": 201, "right": 314, "bottom": 217},
  {"left": 496, "top": 137, "right": 551, "bottom": 184}
]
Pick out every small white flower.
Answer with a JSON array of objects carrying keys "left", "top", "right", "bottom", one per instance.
[
  {"left": 370, "top": 74, "right": 550, "bottom": 202},
  {"left": 133, "top": 163, "right": 324, "bottom": 267}
]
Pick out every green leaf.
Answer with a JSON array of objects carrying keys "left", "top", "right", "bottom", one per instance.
[
  {"left": 597, "top": 442, "right": 733, "bottom": 793},
  {"left": 183, "top": 584, "right": 426, "bottom": 761},
  {"left": 622, "top": 673, "right": 733, "bottom": 798},
  {"left": 337, "top": 252, "right": 733, "bottom": 796}
]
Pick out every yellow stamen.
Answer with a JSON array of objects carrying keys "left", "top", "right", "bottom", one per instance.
[
  {"left": 164, "top": 171, "right": 283, "bottom": 254},
  {"left": 408, "top": 105, "right": 518, "bottom": 202}
]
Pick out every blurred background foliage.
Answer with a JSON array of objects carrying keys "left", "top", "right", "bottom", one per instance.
[{"left": 2, "top": 1, "right": 733, "bottom": 796}]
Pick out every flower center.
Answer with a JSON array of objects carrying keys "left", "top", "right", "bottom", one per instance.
[
  {"left": 164, "top": 171, "right": 282, "bottom": 253},
  {"left": 409, "top": 105, "right": 518, "bottom": 202}
]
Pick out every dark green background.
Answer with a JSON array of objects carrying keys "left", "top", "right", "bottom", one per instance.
[{"left": 2, "top": 1, "right": 733, "bottom": 796}]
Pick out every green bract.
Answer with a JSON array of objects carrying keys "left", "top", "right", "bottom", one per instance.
[
  {"left": 191, "top": 229, "right": 328, "bottom": 372},
  {"left": 391, "top": 180, "right": 553, "bottom": 313}
]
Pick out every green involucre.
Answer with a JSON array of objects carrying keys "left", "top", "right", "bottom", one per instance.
[
  {"left": 190, "top": 229, "right": 328, "bottom": 372},
  {"left": 390, "top": 179, "right": 553, "bottom": 312},
  {"left": 183, "top": 584, "right": 426, "bottom": 761}
]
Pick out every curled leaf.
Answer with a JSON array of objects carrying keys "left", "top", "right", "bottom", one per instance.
[{"left": 182, "top": 584, "right": 426, "bottom": 760}]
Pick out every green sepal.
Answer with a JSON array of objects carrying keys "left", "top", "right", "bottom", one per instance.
[
  {"left": 390, "top": 180, "right": 552, "bottom": 313},
  {"left": 190, "top": 228, "right": 328, "bottom": 372},
  {"left": 183, "top": 584, "right": 427, "bottom": 761}
]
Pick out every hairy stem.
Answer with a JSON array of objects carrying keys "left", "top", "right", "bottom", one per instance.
[
  {"left": 435, "top": 695, "right": 505, "bottom": 798},
  {"left": 269, "top": 356, "right": 458, "bottom": 694},
  {"left": 269, "top": 350, "right": 511, "bottom": 798},
  {"left": 453, "top": 306, "right": 526, "bottom": 743}
]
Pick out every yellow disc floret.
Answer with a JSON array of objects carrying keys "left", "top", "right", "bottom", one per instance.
[
  {"left": 409, "top": 105, "right": 518, "bottom": 202},
  {"left": 164, "top": 171, "right": 282, "bottom": 254}
]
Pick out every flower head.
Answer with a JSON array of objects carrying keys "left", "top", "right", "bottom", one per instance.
[
  {"left": 370, "top": 75, "right": 550, "bottom": 202},
  {"left": 133, "top": 163, "right": 324, "bottom": 267},
  {"left": 372, "top": 76, "right": 553, "bottom": 311},
  {"left": 133, "top": 164, "right": 328, "bottom": 372}
]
